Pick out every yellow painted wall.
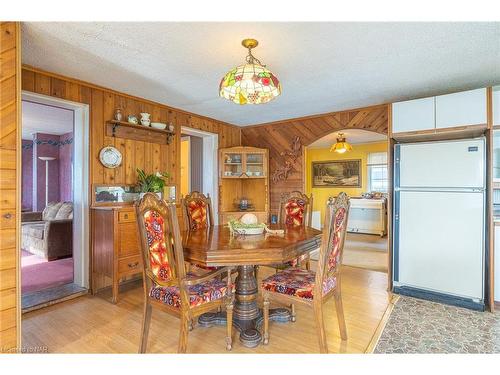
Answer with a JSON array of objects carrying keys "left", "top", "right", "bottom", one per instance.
[
  {"left": 180, "top": 138, "right": 190, "bottom": 197},
  {"left": 305, "top": 142, "right": 387, "bottom": 219}
]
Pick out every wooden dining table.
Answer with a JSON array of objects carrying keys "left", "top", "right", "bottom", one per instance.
[{"left": 181, "top": 224, "right": 322, "bottom": 348}]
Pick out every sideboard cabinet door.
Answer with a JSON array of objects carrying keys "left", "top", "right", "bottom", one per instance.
[
  {"left": 435, "top": 88, "right": 487, "bottom": 129},
  {"left": 392, "top": 97, "right": 435, "bottom": 134}
]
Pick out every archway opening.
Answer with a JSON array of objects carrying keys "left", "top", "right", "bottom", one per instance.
[{"left": 305, "top": 129, "right": 389, "bottom": 273}]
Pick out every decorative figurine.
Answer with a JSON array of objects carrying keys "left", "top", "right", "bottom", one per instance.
[
  {"left": 114, "top": 108, "right": 123, "bottom": 121},
  {"left": 168, "top": 122, "right": 175, "bottom": 132}
]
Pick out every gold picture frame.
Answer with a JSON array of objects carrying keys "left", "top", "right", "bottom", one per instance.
[{"left": 312, "top": 159, "right": 362, "bottom": 188}]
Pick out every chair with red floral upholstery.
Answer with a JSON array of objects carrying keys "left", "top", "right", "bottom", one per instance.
[
  {"left": 181, "top": 191, "right": 214, "bottom": 231},
  {"left": 277, "top": 191, "right": 313, "bottom": 269},
  {"left": 181, "top": 191, "right": 218, "bottom": 272},
  {"left": 261, "top": 192, "right": 350, "bottom": 353},
  {"left": 136, "top": 193, "right": 234, "bottom": 353},
  {"left": 255, "top": 191, "right": 313, "bottom": 283}
]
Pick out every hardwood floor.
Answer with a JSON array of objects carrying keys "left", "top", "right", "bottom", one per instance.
[
  {"left": 21, "top": 264, "right": 393, "bottom": 353},
  {"left": 342, "top": 233, "right": 388, "bottom": 272}
]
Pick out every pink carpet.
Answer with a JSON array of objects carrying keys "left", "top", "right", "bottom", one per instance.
[{"left": 21, "top": 250, "right": 74, "bottom": 293}]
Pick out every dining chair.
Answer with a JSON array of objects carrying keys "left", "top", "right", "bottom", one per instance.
[
  {"left": 181, "top": 191, "right": 214, "bottom": 231},
  {"left": 277, "top": 190, "right": 313, "bottom": 269},
  {"left": 136, "top": 193, "right": 234, "bottom": 353},
  {"left": 254, "top": 191, "right": 313, "bottom": 282},
  {"left": 261, "top": 192, "right": 350, "bottom": 353},
  {"left": 181, "top": 191, "right": 218, "bottom": 272}
]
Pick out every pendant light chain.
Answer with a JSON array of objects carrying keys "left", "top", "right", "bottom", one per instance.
[{"left": 245, "top": 47, "right": 265, "bottom": 67}]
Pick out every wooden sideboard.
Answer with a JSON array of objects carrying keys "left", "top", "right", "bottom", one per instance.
[{"left": 91, "top": 205, "right": 143, "bottom": 303}]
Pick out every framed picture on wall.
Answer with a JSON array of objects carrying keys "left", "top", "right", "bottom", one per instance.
[{"left": 312, "top": 159, "right": 362, "bottom": 187}]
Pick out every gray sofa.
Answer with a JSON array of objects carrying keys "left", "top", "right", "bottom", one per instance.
[{"left": 21, "top": 202, "right": 73, "bottom": 261}]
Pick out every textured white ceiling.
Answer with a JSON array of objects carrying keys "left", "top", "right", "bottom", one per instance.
[
  {"left": 22, "top": 100, "right": 73, "bottom": 139},
  {"left": 22, "top": 22, "right": 500, "bottom": 126},
  {"left": 308, "top": 129, "right": 387, "bottom": 149}
]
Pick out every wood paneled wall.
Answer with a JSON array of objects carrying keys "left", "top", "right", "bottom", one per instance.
[
  {"left": 241, "top": 105, "right": 389, "bottom": 216},
  {"left": 21, "top": 66, "right": 241, "bottom": 191},
  {"left": 0, "top": 21, "right": 21, "bottom": 352},
  {"left": 1, "top": 60, "right": 239, "bottom": 349}
]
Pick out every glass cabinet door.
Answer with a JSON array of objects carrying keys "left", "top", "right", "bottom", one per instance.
[
  {"left": 245, "top": 153, "right": 265, "bottom": 177},
  {"left": 222, "top": 152, "right": 243, "bottom": 177}
]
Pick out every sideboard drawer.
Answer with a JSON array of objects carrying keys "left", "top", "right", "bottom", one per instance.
[
  {"left": 118, "top": 255, "right": 142, "bottom": 276},
  {"left": 118, "top": 222, "right": 140, "bottom": 257},
  {"left": 118, "top": 210, "right": 136, "bottom": 223}
]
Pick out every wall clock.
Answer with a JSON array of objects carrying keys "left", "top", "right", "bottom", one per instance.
[{"left": 99, "top": 146, "right": 122, "bottom": 169}]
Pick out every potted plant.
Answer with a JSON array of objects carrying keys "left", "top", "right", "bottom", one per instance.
[{"left": 136, "top": 169, "right": 170, "bottom": 199}]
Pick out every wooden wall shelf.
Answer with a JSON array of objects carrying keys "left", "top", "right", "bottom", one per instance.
[{"left": 106, "top": 120, "right": 175, "bottom": 145}]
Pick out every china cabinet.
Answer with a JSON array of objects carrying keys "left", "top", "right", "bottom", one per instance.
[{"left": 219, "top": 146, "right": 269, "bottom": 224}]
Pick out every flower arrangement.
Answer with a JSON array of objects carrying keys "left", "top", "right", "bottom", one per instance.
[{"left": 136, "top": 169, "right": 170, "bottom": 193}]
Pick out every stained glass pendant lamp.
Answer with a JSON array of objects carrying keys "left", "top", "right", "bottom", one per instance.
[
  {"left": 219, "top": 38, "right": 281, "bottom": 105},
  {"left": 330, "top": 133, "right": 353, "bottom": 154}
]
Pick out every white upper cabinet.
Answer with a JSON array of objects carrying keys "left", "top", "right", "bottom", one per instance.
[
  {"left": 435, "top": 88, "right": 487, "bottom": 129},
  {"left": 392, "top": 97, "right": 435, "bottom": 133},
  {"left": 493, "top": 86, "right": 500, "bottom": 126}
]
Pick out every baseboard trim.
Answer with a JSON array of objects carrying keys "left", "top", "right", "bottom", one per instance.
[{"left": 393, "top": 285, "right": 485, "bottom": 311}]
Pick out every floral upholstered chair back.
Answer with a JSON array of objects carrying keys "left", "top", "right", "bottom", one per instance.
[
  {"left": 182, "top": 191, "right": 214, "bottom": 231},
  {"left": 315, "top": 193, "right": 350, "bottom": 293},
  {"left": 278, "top": 191, "right": 313, "bottom": 227},
  {"left": 136, "top": 193, "right": 186, "bottom": 289}
]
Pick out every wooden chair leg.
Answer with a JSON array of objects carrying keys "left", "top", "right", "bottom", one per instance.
[
  {"left": 254, "top": 265, "right": 259, "bottom": 281},
  {"left": 178, "top": 311, "right": 189, "bottom": 353},
  {"left": 290, "top": 303, "right": 296, "bottom": 322},
  {"left": 305, "top": 255, "right": 311, "bottom": 271},
  {"left": 334, "top": 289, "right": 347, "bottom": 341},
  {"left": 313, "top": 302, "right": 328, "bottom": 353},
  {"left": 139, "top": 302, "right": 152, "bottom": 353},
  {"left": 263, "top": 293, "right": 270, "bottom": 345},
  {"left": 225, "top": 299, "right": 234, "bottom": 351}
]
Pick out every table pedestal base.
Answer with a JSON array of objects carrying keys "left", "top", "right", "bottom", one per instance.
[{"left": 198, "top": 307, "right": 292, "bottom": 348}]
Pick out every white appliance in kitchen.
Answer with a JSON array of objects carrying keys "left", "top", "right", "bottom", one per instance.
[{"left": 393, "top": 138, "right": 486, "bottom": 310}]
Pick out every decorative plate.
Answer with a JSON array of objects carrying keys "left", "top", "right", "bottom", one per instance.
[{"left": 99, "top": 146, "right": 122, "bottom": 169}]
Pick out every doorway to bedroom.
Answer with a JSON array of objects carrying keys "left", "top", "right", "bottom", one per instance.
[{"left": 20, "top": 93, "right": 89, "bottom": 311}]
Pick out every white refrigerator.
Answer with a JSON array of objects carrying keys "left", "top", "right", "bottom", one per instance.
[{"left": 393, "top": 138, "right": 485, "bottom": 306}]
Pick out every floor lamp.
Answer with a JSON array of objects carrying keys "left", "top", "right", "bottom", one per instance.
[{"left": 38, "top": 156, "right": 56, "bottom": 208}]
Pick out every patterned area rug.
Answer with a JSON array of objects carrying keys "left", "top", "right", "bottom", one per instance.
[{"left": 375, "top": 295, "right": 500, "bottom": 353}]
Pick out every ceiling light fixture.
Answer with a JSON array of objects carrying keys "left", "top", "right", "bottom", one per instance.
[
  {"left": 330, "top": 133, "right": 353, "bottom": 154},
  {"left": 219, "top": 38, "right": 281, "bottom": 105}
]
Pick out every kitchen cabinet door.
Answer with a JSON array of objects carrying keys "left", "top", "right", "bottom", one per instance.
[
  {"left": 493, "top": 86, "right": 500, "bottom": 126},
  {"left": 435, "top": 88, "right": 487, "bottom": 129},
  {"left": 392, "top": 97, "right": 435, "bottom": 134}
]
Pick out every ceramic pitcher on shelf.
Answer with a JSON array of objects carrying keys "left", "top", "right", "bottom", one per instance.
[{"left": 140, "top": 112, "right": 151, "bottom": 126}]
